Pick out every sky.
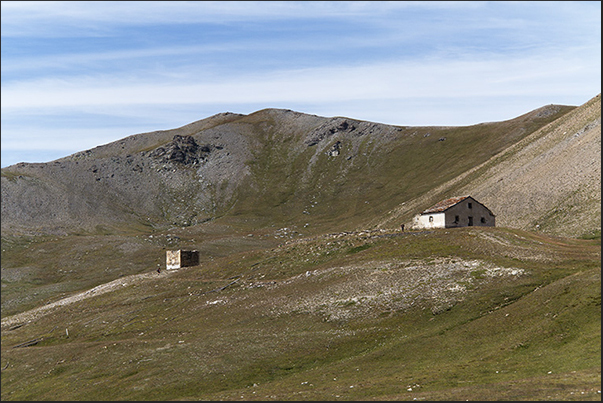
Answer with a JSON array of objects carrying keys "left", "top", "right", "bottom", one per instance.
[{"left": 1, "top": 1, "right": 601, "bottom": 168}]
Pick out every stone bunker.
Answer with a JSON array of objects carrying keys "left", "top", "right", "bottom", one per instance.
[{"left": 166, "top": 249, "right": 199, "bottom": 270}]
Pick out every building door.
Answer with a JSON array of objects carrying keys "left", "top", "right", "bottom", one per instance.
[{"left": 468, "top": 216, "right": 473, "bottom": 226}]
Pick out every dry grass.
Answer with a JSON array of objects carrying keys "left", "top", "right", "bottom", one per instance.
[
  {"left": 1, "top": 97, "right": 600, "bottom": 400},
  {"left": 1, "top": 226, "right": 600, "bottom": 401}
]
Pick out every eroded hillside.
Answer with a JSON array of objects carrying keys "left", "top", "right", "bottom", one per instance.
[
  {"left": 1, "top": 101, "right": 581, "bottom": 236},
  {"left": 1, "top": 226, "right": 600, "bottom": 400},
  {"left": 1, "top": 97, "right": 600, "bottom": 401},
  {"left": 377, "top": 94, "right": 601, "bottom": 239}
]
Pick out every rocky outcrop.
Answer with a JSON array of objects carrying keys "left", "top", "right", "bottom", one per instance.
[
  {"left": 149, "top": 135, "right": 215, "bottom": 165},
  {"left": 305, "top": 118, "right": 357, "bottom": 146},
  {"left": 2, "top": 98, "right": 595, "bottom": 237},
  {"left": 327, "top": 141, "right": 342, "bottom": 156}
]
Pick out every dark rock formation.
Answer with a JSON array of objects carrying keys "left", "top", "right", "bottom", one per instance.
[
  {"left": 305, "top": 118, "right": 357, "bottom": 146},
  {"left": 327, "top": 141, "right": 342, "bottom": 156},
  {"left": 150, "top": 135, "right": 212, "bottom": 165}
]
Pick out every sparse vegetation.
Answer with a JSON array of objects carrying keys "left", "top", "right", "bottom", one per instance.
[
  {"left": 1, "top": 97, "right": 600, "bottom": 400},
  {"left": 1, "top": 227, "right": 600, "bottom": 400},
  {"left": 580, "top": 229, "right": 601, "bottom": 242}
]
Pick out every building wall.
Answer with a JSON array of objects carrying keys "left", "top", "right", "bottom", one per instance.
[
  {"left": 412, "top": 198, "right": 496, "bottom": 229},
  {"left": 166, "top": 250, "right": 199, "bottom": 270},
  {"left": 166, "top": 250, "right": 181, "bottom": 270},
  {"left": 180, "top": 250, "right": 199, "bottom": 267},
  {"left": 444, "top": 199, "right": 495, "bottom": 228},
  {"left": 414, "top": 212, "right": 446, "bottom": 229}
]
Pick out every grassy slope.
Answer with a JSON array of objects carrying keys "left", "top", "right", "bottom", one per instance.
[
  {"left": 0, "top": 222, "right": 281, "bottom": 318},
  {"left": 1, "top": 104, "right": 576, "bottom": 319},
  {"left": 1, "top": 227, "right": 600, "bottom": 401},
  {"left": 2, "top": 103, "right": 572, "bottom": 236},
  {"left": 1, "top": 102, "right": 600, "bottom": 400},
  {"left": 217, "top": 105, "right": 577, "bottom": 234},
  {"left": 375, "top": 95, "right": 601, "bottom": 239}
]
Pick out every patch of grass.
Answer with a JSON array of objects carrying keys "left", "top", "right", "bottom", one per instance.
[
  {"left": 579, "top": 229, "right": 601, "bottom": 241},
  {"left": 346, "top": 243, "right": 373, "bottom": 254},
  {"left": 2, "top": 226, "right": 600, "bottom": 401},
  {"left": 0, "top": 171, "right": 33, "bottom": 182},
  {"left": 470, "top": 269, "right": 487, "bottom": 279}
]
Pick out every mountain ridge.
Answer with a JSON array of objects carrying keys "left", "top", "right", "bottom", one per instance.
[
  {"left": 375, "top": 94, "right": 601, "bottom": 238},
  {"left": 1, "top": 96, "right": 600, "bottom": 401},
  {"left": 3, "top": 97, "right": 598, "bottom": 239}
]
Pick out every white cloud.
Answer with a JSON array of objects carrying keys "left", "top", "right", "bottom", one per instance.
[
  {"left": 1, "top": 1, "right": 475, "bottom": 37},
  {"left": 2, "top": 48, "right": 599, "bottom": 111},
  {"left": 0, "top": 126, "right": 132, "bottom": 151},
  {"left": 1, "top": 1, "right": 600, "bottom": 167},
  {"left": 0, "top": 1, "right": 475, "bottom": 24}
]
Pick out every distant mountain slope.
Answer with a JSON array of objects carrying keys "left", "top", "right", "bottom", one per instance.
[
  {"left": 377, "top": 94, "right": 601, "bottom": 238},
  {"left": 1, "top": 98, "right": 594, "bottom": 237},
  {"left": 466, "top": 94, "right": 600, "bottom": 238},
  {"left": 1, "top": 98, "right": 600, "bottom": 401}
]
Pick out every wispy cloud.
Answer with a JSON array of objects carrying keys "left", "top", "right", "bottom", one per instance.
[
  {"left": 3, "top": 48, "right": 598, "bottom": 110},
  {"left": 1, "top": 1, "right": 600, "bottom": 167},
  {"left": 1, "top": 1, "right": 479, "bottom": 30}
]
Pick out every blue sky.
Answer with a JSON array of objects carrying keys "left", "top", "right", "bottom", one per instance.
[{"left": 1, "top": 1, "right": 601, "bottom": 167}]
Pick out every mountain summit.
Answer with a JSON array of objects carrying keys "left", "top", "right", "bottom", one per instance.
[
  {"left": 1, "top": 96, "right": 600, "bottom": 401},
  {"left": 1, "top": 95, "right": 600, "bottom": 239}
]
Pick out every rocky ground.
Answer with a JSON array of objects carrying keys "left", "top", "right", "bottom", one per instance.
[{"left": 376, "top": 95, "right": 601, "bottom": 239}]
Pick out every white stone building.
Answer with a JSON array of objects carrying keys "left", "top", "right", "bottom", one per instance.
[
  {"left": 412, "top": 196, "right": 495, "bottom": 229},
  {"left": 166, "top": 249, "right": 199, "bottom": 270}
]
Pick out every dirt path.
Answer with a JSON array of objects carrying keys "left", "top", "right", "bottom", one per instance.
[{"left": 1, "top": 270, "right": 173, "bottom": 329}]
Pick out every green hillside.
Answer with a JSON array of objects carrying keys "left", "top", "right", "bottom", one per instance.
[
  {"left": 1, "top": 97, "right": 600, "bottom": 400},
  {"left": 1, "top": 227, "right": 600, "bottom": 400},
  {"left": 0, "top": 104, "right": 576, "bottom": 236}
]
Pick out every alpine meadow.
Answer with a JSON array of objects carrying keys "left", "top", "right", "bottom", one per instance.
[{"left": 1, "top": 94, "right": 600, "bottom": 401}]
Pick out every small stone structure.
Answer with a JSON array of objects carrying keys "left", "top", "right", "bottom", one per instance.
[
  {"left": 166, "top": 249, "right": 199, "bottom": 270},
  {"left": 412, "top": 195, "right": 495, "bottom": 229}
]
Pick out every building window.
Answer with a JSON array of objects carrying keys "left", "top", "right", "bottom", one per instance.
[
  {"left": 454, "top": 215, "right": 459, "bottom": 223},
  {"left": 481, "top": 217, "right": 486, "bottom": 223},
  {"left": 468, "top": 202, "right": 472, "bottom": 209},
  {"left": 429, "top": 216, "right": 434, "bottom": 222}
]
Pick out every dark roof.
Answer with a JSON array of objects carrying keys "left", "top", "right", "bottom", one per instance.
[{"left": 421, "top": 196, "right": 472, "bottom": 214}]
